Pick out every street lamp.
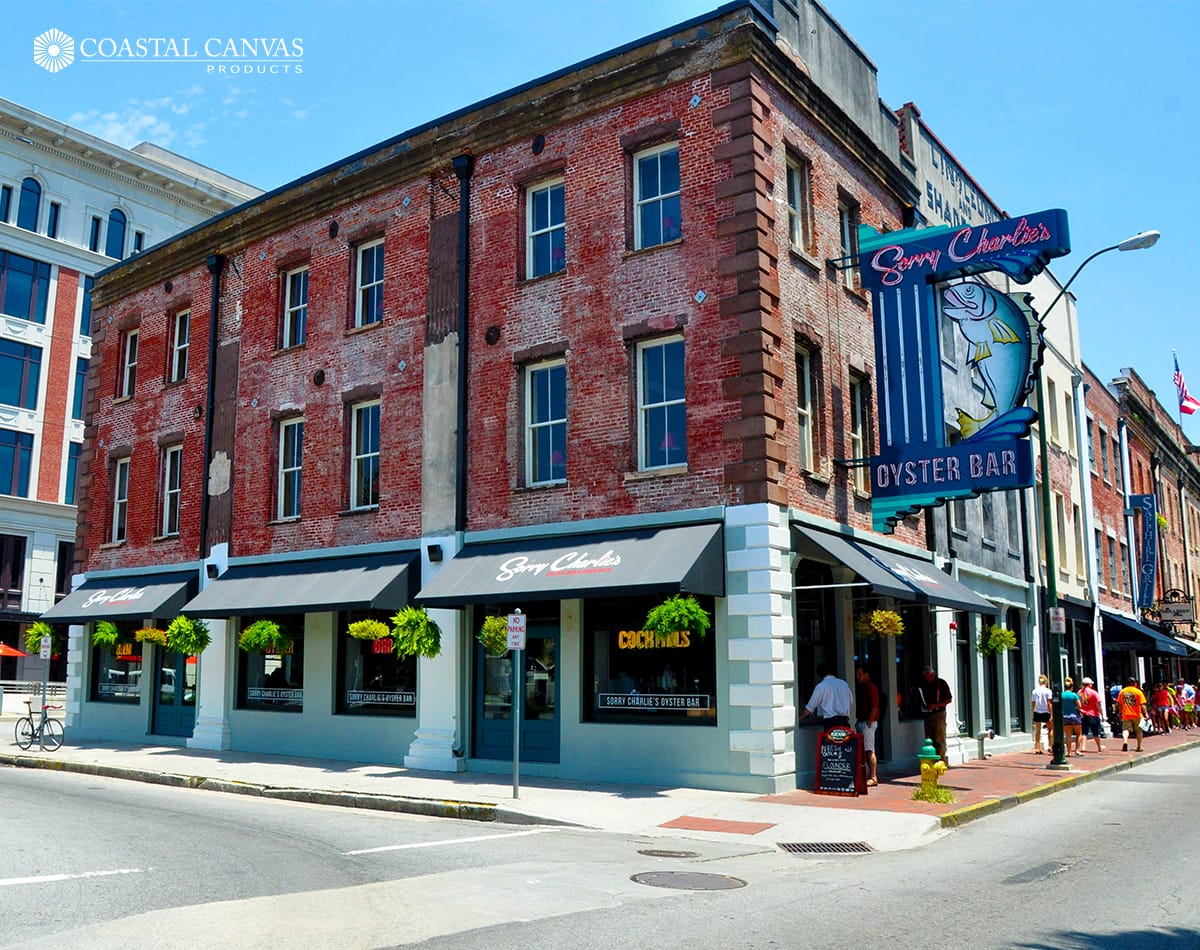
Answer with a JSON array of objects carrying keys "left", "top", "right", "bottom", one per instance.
[{"left": 1035, "top": 229, "right": 1160, "bottom": 769}]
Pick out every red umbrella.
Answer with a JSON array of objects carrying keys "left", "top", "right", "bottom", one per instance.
[{"left": 0, "top": 643, "right": 27, "bottom": 657}]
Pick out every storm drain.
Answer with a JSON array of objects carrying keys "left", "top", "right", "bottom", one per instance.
[
  {"left": 631, "top": 871, "right": 747, "bottom": 891},
  {"left": 778, "top": 841, "right": 874, "bottom": 854},
  {"left": 637, "top": 849, "right": 700, "bottom": 859}
]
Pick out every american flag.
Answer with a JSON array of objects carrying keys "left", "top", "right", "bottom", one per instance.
[{"left": 1176, "top": 354, "right": 1200, "bottom": 415}]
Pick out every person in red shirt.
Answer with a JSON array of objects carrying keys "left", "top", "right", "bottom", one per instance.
[
  {"left": 1076, "top": 676, "right": 1105, "bottom": 753},
  {"left": 854, "top": 665, "right": 881, "bottom": 786},
  {"left": 1117, "top": 678, "right": 1148, "bottom": 752},
  {"left": 1151, "top": 682, "right": 1173, "bottom": 736}
]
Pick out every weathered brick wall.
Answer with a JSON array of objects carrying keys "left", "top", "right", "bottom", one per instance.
[
  {"left": 1084, "top": 365, "right": 1134, "bottom": 609},
  {"left": 38, "top": 266, "right": 79, "bottom": 503}
]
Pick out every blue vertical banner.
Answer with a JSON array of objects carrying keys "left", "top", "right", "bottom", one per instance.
[{"left": 1132, "top": 493, "right": 1158, "bottom": 610}]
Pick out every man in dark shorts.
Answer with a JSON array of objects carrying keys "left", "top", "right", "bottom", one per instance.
[
  {"left": 1077, "top": 676, "right": 1104, "bottom": 753},
  {"left": 917, "top": 666, "right": 952, "bottom": 765}
]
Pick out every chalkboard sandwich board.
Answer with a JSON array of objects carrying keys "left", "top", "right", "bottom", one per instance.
[{"left": 814, "top": 726, "right": 866, "bottom": 797}]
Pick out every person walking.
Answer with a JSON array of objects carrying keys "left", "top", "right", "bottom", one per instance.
[
  {"left": 1180, "top": 679, "right": 1196, "bottom": 731},
  {"left": 1151, "top": 682, "right": 1173, "bottom": 736},
  {"left": 854, "top": 665, "right": 881, "bottom": 787},
  {"left": 1061, "top": 677, "right": 1082, "bottom": 756},
  {"left": 800, "top": 664, "right": 853, "bottom": 730},
  {"left": 1116, "top": 677, "right": 1148, "bottom": 752},
  {"left": 916, "top": 665, "right": 952, "bottom": 765},
  {"left": 1077, "top": 676, "right": 1105, "bottom": 753},
  {"left": 1031, "top": 674, "right": 1053, "bottom": 754}
]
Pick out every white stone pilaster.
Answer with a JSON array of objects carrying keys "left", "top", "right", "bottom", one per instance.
[{"left": 188, "top": 617, "right": 232, "bottom": 751}]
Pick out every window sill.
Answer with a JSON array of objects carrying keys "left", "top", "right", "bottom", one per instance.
[
  {"left": 514, "top": 480, "right": 567, "bottom": 493},
  {"left": 803, "top": 467, "right": 831, "bottom": 486},
  {"left": 622, "top": 237, "right": 683, "bottom": 260},
  {"left": 787, "top": 246, "right": 822, "bottom": 273},
  {"left": 268, "top": 517, "right": 302, "bottom": 526},
  {"left": 840, "top": 282, "right": 869, "bottom": 306},
  {"left": 852, "top": 487, "right": 871, "bottom": 501},
  {"left": 624, "top": 465, "right": 688, "bottom": 482},
  {"left": 518, "top": 267, "right": 567, "bottom": 287},
  {"left": 99, "top": 541, "right": 125, "bottom": 550},
  {"left": 272, "top": 343, "right": 307, "bottom": 358},
  {"left": 163, "top": 378, "right": 187, "bottom": 389},
  {"left": 339, "top": 505, "right": 379, "bottom": 517},
  {"left": 344, "top": 320, "right": 383, "bottom": 338},
  {"left": 113, "top": 394, "right": 133, "bottom": 405},
  {"left": 982, "top": 538, "right": 997, "bottom": 551},
  {"left": 151, "top": 534, "right": 181, "bottom": 543}
]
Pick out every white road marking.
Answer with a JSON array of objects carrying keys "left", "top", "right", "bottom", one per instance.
[
  {"left": 0, "top": 867, "right": 146, "bottom": 887},
  {"left": 345, "top": 827, "right": 558, "bottom": 855}
]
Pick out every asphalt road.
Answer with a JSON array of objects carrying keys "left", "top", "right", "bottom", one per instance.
[{"left": 1, "top": 749, "right": 1198, "bottom": 949}]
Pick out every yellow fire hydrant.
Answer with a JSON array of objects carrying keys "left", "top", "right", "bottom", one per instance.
[{"left": 913, "top": 738, "right": 952, "bottom": 803}]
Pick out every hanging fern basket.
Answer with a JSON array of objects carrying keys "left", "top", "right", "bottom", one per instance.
[
  {"left": 135, "top": 626, "right": 168, "bottom": 645},
  {"left": 854, "top": 609, "right": 904, "bottom": 639},
  {"left": 237, "top": 619, "right": 292, "bottom": 654},
  {"left": 347, "top": 618, "right": 391, "bottom": 641},
  {"left": 391, "top": 606, "right": 442, "bottom": 659},
  {"left": 26, "top": 620, "right": 65, "bottom": 656},
  {"left": 166, "top": 615, "right": 212, "bottom": 655},
  {"left": 976, "top": 624, "right": 1017, "bottom": 656},
  {"left": 477, "top": 615, "right": 509, "bottom": 656},
  {"left": 643, "top": 594, "right": 711, "bottom": 639},
  {"left": 92, "top": 619, "right": 123, "bottom": 649}
]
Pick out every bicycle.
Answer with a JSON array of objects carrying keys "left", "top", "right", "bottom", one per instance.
[{"left": 14, "top": 698, "right": 64, "bottom": 751}]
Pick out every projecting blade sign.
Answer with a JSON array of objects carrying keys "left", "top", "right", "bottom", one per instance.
[{"left": 856, "top": 209, "right": 1070, "bottom": 532}]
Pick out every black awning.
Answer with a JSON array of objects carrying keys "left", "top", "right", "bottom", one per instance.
[
  {"left": 794, "top": 526, "right": 995, "bottom": 613},
  {"left": 182, "top": 552, "right": 418, "bottom": 618},
  {"left": 1100, "top": 610, "right": 1189, "bottom": 657},
  {"left": 415, "top": 523, "right": 724, "bottom": 607},
  {"left": 42, "top": 570, "right": 196, "bottom": 624}
]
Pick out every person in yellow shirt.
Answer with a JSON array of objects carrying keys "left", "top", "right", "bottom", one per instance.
[{"left": 1116, "top": 677, "right": 1148, "bottom": 752}]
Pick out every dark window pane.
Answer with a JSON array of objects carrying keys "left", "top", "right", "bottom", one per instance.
[
  {"left": 81, "top": 276, "right": 95, "bottom": 336},
  {"left": 661, "top": 194, "right": 681, "bottom": 243},
  {"left": 531, "top": 189, "right": 548, "bottom": 231},
  {"left": 659, "top": 149, "right": 680, "bottom": 194},
  {"left": 639, "top": 203, "right": 661, "bottom": 249},
  {"left": 550, "top": 183, "right": 564, "bottom": 225},
  {"left": 532, "top": 233, "right": 551, "bottom": 278},
  {"left": 643, "top": 345, "right": 664, "bottom": 404},
  {"left": 665, "top": 402, "right": 687, "bottom": 464},
  {"left": 638, "top": 154, "right": 659, "bottom": 199},
  {"left": 16, "top": 178, "right": 40, "bottom": 232},
  {"left": 645, "top": 407, "right": 667, "bottom": 469},
  {"left": 663, "top": 340, "right": 684, "bottom": 401},
  {"left": 66, "top": 443, "right": 81, "bottom": 505},
  {"left": 550, "top": 229, "right": 566, "bottom": 272},
  {"left": 47, "top": 202, "right": 60, "bottom": 239},
  {"left": 105, "top": 209, "right": 127, "bottom": 259}
]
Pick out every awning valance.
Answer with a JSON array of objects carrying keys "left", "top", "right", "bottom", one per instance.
[
  {"left": 794, "top": 526, "right": 995, "bottom": 613},
  {"left": 1100, "top": 609, "right": 1189, "bottom": 657},
  {"left": 182, "top": 553, "right": 418, "bottom": 618},
  {"left": 415, "top": 523, "right": 724, "bottom": 607},
  {"left": 42, "top": 570, "right": 196, "bottom": 624}
]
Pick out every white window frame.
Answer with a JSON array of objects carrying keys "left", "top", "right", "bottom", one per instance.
[
  {"left": 354, "top": 239, "right": 385, "bottom": 328},
  {"left": 120, "top": 330, "right": 138, "bottom": 398},
  {"left": 785, "top": 154, "right": 812, "bottom": 253},
  {"left": 170, "top": 310, "right": 189, "bottom": 383},
  {"left": 633, "top": 143, "right": 681, "bottom": 250},
  {"left": 1086, "top": 418, "right": 1097, "bottom": 473},
  {"left": 1099, "top": 425, "right": 1110, "bottom": 482},
  {"left": 1047, "top": 379, "right": 1060, "bottom": 445},
  {"left": 525, "top": 360, "right": 567, "bottom": 486},
  {"left": 1072, "top": 503, "right": 1085, "bottom": 580},
  {"left": 1094, "top": 528, "right": 1105, "bottom": 587},
  {"left": 350, "top": 400, "right": 380, "bottom": 509},
  {"left": 838, "top": 199, "right": 859, "bottom": 289},
  {"left": 526, "top": 179, "right": 565, "bottom": 279},
  {"left": 162, "top": 445, "right": 182, "bottom": 537},
  {"left": 796, "top": 346, "right": 814, "bottom": 472},
  {"left": 112, "top": 457, "right": 129, "bottom": 543},
  {"left": 1064, "top": 393, "right": 1076, "bottom": 456},
  {"left": 636, "top": 335, "right": 686, "bottom": 471},
  {"left": 283, "top": 266, "right": 308, "bottom": 348},
  {"left": 278, "top": 417, "right": 303, "bottom": 520},
  {"left": 848, "top": 374, "right": 867, "bottom": 492}
]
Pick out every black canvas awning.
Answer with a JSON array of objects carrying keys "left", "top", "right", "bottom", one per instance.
[
  {"left": 415, "top": 523, "right": 724, "bottom": 607},
  {"left": 182, "top": 553, "right": 418, "bottom": 618},
  {"left": 42, "top": 570, "right": 196, "bottom": 624},
  {"left": 794, "top": 526, "right": 995, "bottom": 613},
  {"left": 1100, "top": 609, "right": 1189, "bottom": 657}
]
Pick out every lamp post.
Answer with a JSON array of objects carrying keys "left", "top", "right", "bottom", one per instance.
[{"left": 1035, "top": 229, "right": 1159, "bottom": 769}]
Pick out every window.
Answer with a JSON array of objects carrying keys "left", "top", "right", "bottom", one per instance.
[
  {"left": 1108, "top": 536, "right": 1119, "bottom": 594},
  {"left": 105, "top": 209, "right": 127, "bottom": 259},
  {"left": 1073, "top": 504, "right": 1084, "bottom": 579},
  {"left": 1094, "top": 529, "right": 1104, "bottom": 587},
  {"left": 838, "top": 199, "right": 860, "bottom": 289},
  {"left": 1099, "top": 427, "right": 1110, "bottom": 481},
  {"left": 0, "top": 250, "right": 53, "bottom": 323},
  {"left": 526, "top": 179, "right": 565, "bottom": 278},
  {"left": 80, "top": 276, "right": 94, "bottom": 336},
  {"left": 133, "top": 231, "right": 145, "bottom": 253},
  {"left": 949, "top": 429, "right": 967, "bottom": 530},
  {"left": 633, "top": 144, "right": 681, "bottom": 250},
  {"left": 1086, "top": 419, "right": 1097, "bottom": 473},
  {"left": 55, "top": 540, "right": 73, "bottom": 602},
  {"left": 112, "top": 457, "right": 130, "bottom": 543},
  {"left": 982, "top": 492, "right": 995, "bottom": 541},
  {"left": 1054, "top": 493, "right": 1067, "bottom": 569},
  {"left": 637, "top": 336, "right": 686, "bottom": 470},
  {"left": 525, "top": 361, "right": 566, "bottom": 485},
  {"left": 0, "top": 185, "right": 11, "bottom": 222},
  {"left": 337, "top": 611, "right": 416, "bottom": 717},
  {"left": 1005, "top": 608, "right": 1025, "bottom": 731},
  {"left": 350, "top": 401, "right": 380, "bottom": 508},
  {"left": 161, "top": 445, "right": 182, "bottom": 537},
  {"left": 47, "top": 202, "right": 61, "bottom": 239},
  {"left": 1064, "top": 393, "right": 1076, "bottom": 455},
  {"left": 237, "top": 615, "right": 304, "bottom": 711},
  {"left": 282, "top": 266, "right": 308, "bottom": 347},
  {"left": 355, "top": 239, "right": 385, "bottom": 327},
  {"left": 165, "top": 310, "right": 189, "bottom": 382},
  {"left": 785, "top": 154, "right": 813, "bottom": 253},
  {"left": 1047, "top": 379, "right": 1060, "bottom": 444},
  {"left": 278, "top": 418, "right": 303, "bottom": 519},
  {"left": 16, "top": 178, "right": 41, "bottom": 232},
  {"left": 848, "top": 373, "right": 868, "bottom": 492},
  {"left": 0, "top": 340, "right": 41, "bottom": 409},
  {"left": 796, "top": 346, "right": 815, "bottom": 471},
  {"left": 1006, "top": 492, "right": 1020, "bottom": 548},
  {"left": 91, "top": 628, "right": 142, "bottom": 704},
  {"left": 88, "top": 216, "right": 102, "bottom": 252},
  {"left": 65, "top": 442, "right": 81, "bottom": 505},
  {"left": 119, "top": 330, "right": 138, "bottom": 397},
  {"left": 0, "top": 533, "right": 26, "bottom": 611},
  {"left": 72, "top": 357, "right": 88, "bottom": 420},
  {"left": 1112, "top": 436, "right": 1122, "bottom": 488},
  {"left": 0, "top": 430, "right": 33, "bottom": 498},
  {"left": 1119, "top": 541, "right": 1130, "bottom": 592}
]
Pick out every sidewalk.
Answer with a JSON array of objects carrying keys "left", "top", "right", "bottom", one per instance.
[{"left": 3, "top": 714, "right": 1197, "bottom": 852}]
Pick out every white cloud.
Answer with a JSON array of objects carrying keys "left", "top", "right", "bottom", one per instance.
[{"left": 69, "top": 106, "right": 177, "bottom": 149}]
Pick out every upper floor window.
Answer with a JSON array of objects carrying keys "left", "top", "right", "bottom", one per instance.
[
  {"left": 527, "top": 179, "right": 565, "bottom": 279},
  {"left": 161, "top": 445, "right": 182, "bottom": 537},
  {"left": 133, "top": 231, "right": 145, "bottom": 254},
  {"left": 0, "top": 185, "right": 11, "bottom": 223},
  {"left": 112, "top": 457, "right": 130, "bottom": 543},
  {"left": 637, "top": 336, "right": 686, "bottom": 470},
  {"left": 0, "top": 250, "right": 52, "bottom": 324},
  {"left": 47, "top": 202, "right": 61, "bottom": 239},
  {"left": 785, "top": 154, "right": 813, "bottom": 254},
  {"left": 119, "top": 330, "right": 138, "bottom": 398},
  {"left": 1046, "top": 379, "right": 1060, "bottom": 444},
  {"left": 981, "top": 492, "right": 995, "bottom": 542},
  {"left": 848, "top": 373, "right": 868, "bottom": 493},
  {"left": 796, "top": 346, "right": 815, "bottom": 472},
  {"left": 526, "top": 360, "right": 566, "bottom": 485},
  {"left": 16, "top": 178, "right": 41, "bottom": 232},
  {"left": 1099, "top": 426, "right": 1110, "bottom": 481},
  {"left": 72, "top": 357, "right": 88, "bottom": 421},
  {"left": 633, "top": 144, "right": 681, "bottom": 250},
  {"left": 80, "top": 276, "right": 95, "bottom": 336},
  {"left": 1086, "top": 418, "right": 1097, "bottom": 473},
  {"left": 278, "top": 418, "right": 303, "bottom": 520},
  {"left": 355, "top": 239, "right": 384, "bottom": 328},
  {"left": 1112, "top": 436, "right": 1122, "bottom": 488},
  {"left": 1006, "top": 491, "right": 1020, "bottom": 547},
  {"left": 1064, "top": 393, "right": 1076, "bottom": 455},
  {"left": 282, "top": 266, "right": 308, "bottom": 348},
  {"left": 0, "top": 429, "right": 33, "bottom": 498},
  {"left": 88, "top": 216, "right": 102, "bottom": 252},
  {"left": 350, "top": 401, "right": 380, "bottom": 509},
  {"left": 65, "top": 442, "right": 81, "bottom": 505},
  {"left": 0, "top": 339, "right": 42, "bottom": 410},
  {"left": 169, "top": 310, "right": 190, "bottom": 383},
  {"left": 1094, "top": 529, "right": 1104, "bottom": 587},
  {"left": 838, "top": 198, "right": 860, "bottom": 290},
  {"left": 105, "top": 209, "right": 127, "bottom": 259},
  {"left": 0, "top": 533, "right": 26, "bottom": 611},
  {"left": 1108, "top": 536, "right": 1119, "bottom": 592}
]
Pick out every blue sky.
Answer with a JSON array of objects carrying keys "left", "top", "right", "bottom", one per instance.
[{"left": 9, "top": 1, "right": 1195, "bottom": 438}]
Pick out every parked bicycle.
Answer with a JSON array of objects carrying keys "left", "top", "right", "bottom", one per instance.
[{"left": 14, "top": 698, "right": 64, "bottom": 751}]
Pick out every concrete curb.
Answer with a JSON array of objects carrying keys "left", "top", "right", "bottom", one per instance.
[{"left": 939, "top": 737, "right": 1200, "bottom": 828}]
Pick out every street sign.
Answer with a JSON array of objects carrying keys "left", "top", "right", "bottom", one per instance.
[
  {"left": 1048, "top": 607, "right": 1066, "bottom": 635},
  {"left": 506, "top": 612, "right": 527, "bottom": 651},
  {"left": 40, "top": 635, "right": 52, "bottom": 660}
]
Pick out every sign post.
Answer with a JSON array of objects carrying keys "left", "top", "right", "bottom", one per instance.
[
  {"left": 506, "top": 610, "right": 526, "bottom": 799},
  {"left": 40, "top": 634, "right": 51, "bottom": 712}
]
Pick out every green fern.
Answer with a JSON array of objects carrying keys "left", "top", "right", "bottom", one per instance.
[
  {"left": 643, "top": 595, "right": 711, "bottom": 639},
  {"left": 391, "top": 606, "right": 442, "bottom": 659},
  {"left": 166, "top": 615, "right": 211, "bottom": 654},
  {"left": 238, "top": 619, "right": 291, "bottom": 654}
]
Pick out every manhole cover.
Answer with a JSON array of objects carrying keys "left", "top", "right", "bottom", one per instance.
[
  {"left": 637, "top": 849, "right": 700, "bottom": 859},
  {"left": 779, "top": 841, "right": 874, "bottom": 854},
  {"left": 631, "top": 871, "right": 746, "bottom": 891}
]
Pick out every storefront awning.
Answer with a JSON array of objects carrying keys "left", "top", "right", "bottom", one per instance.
[
  {"left": 794, "top": 526, "right": 994, "bottom": 613},
  {"left": 182, "top": 553, "right": 418, "bottom": 618},
  {"left": 41, "top": 570, "right": 197, "bottom": 624},
  {"left": 1100, "top": 609, "right": 1189, "bottom": 657},
  {"left": 415, "top": 522, "right": 724, "bottom": 607}
]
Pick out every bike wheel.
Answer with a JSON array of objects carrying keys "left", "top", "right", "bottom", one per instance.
[
  {"left": 40, "top": 718, "right": 64, "bottom": 752},
  {"left": 14, "top": 717, "right": 35, "bottom": 751}
]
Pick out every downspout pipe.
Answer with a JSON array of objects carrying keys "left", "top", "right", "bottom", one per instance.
[
  {"left": 1119, "top": 419, "right": 1138, "bottom": 613},
  {"left": 452, "top": 153, "right": 474, "bottom": 534},
  {"left": 200, "top": 253, "right": 225, "bottom": 559}
]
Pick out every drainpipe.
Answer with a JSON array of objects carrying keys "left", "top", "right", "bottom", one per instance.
[
  {"left": 199, "top": 253, "right": 225, "bottom": 559},
  {"left": 451, "top": 153, "right": 474, "bottom": 534},
  {"left": 1119, "top": 420, "right": 1139, "bottom": 613}
]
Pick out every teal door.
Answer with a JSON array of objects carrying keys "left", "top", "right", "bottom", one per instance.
[
  {"left": 152, "top": 649, "right": 197, "bottom": 737},
  {"left": 473, "top": 626, "right": 559, "bottom": 763}
]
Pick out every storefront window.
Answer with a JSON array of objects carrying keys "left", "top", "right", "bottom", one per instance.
[
  {"left": 896, "top": 604, "right": 931, "bottom": 719},
  {"left": 90, "top": 624, "right": 142, "bottom": 703},
  {"left": 1006, "top": 608, "right": 1025, "bottom": 731},
  {"left": 336, "top": 611, "right": 416, "bottom": 717},
  {"left": 236, "top": 615, "right": 304, "bottom": 711},
  {"left": 583, "top": 595, "right": 716, "bottom": 725},
  {"left": 795, "top": 561, "right": 836, "bottom": 727}
]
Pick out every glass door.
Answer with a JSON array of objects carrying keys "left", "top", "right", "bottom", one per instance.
[
  {"left": 473, "top": 625, "right": 559, "bottom": 763},
  {"left": 152, "top": 649, "right": 197, "bottom": 737}
]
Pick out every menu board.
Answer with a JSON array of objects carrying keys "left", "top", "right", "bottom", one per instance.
[{"left": 814, "top": 726, "right": 865, "bottom": 797}]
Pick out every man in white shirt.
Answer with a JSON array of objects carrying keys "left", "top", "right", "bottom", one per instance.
[{"left": 800, "top": 664, "right": 853, "bottom": 729}]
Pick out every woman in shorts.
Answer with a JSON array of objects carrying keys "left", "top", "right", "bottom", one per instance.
[
  {"left": 1061, "top": 677, "right": 1082, "bottom": 756},
  {"left": 1077, "top": 677, "right": 1105, "bottom": 753},
  {"left": 1031, "top": 674, "right": 1053, "bottom": 753}
]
